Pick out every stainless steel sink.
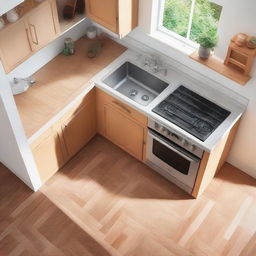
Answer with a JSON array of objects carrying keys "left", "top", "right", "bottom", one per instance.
[{"left": 103, "top": 62, "right": 168, "bottom": 106}]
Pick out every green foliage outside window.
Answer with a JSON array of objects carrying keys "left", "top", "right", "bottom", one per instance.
[{"left": 163, "top": 0, "right": 222, "bottom": 43}]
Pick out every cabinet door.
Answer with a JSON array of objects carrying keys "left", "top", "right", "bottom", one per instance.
[
  {"left": 31, "top": 128, "right": 64, "bottom": 183},
  {"left": 62, "top": 97, "right": 96, "bottom": 159},
  {"left": 0, "top": 19, "right": 32, "bottom": 73},
  {"left": 27, "top": 0, "right": 58, "bottom": 51},
  {"left": 85, "top": 0, "right": 118, "bottom": 33},
  {"left": 104, "top": 105, "right": 145, "bottom": 160}
]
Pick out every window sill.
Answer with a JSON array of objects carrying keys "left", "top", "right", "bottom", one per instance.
[{"left": 150, "top": 30, "right": 197, "bottom": 56}]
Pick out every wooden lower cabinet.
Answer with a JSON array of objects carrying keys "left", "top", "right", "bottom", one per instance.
[
  {"left": 96, "top": 88, "right": 147, "bottom": 161},
  {"left": 31, "top": 125, "right": 64, "bottom": 183},
  {"left": 31, "top": 89, "right": 96, "bottom": 183},
  {"left": 105, "top": 105, "right": 145, "bottom": 160},
  {"left": 192, "top": 119, "right": 240, "bottom": 198},
  {"left": 61, "top": 94, "right": 96, "bottom": 159}
]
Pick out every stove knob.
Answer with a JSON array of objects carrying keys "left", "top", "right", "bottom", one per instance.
[
  {"left": 164, "top": 129, "right": 170, "bottom": 136},
  {"left": 189, "top": 144, "right": 196, "bottom": 152},
  {"left": 154, "top": 122, "right": 160, "bottom": 130},
  {"left": 171, "top": 133, "right": 179, "bottom": 140},
  {"left": 183, "top": 140, "right": 189, "bottom": 147},
  {"left": 180, "top": 138, "right": 186, "bottom": 145},
  {"left": 160, "top": 126, "right": 166, "bottom": 133}
]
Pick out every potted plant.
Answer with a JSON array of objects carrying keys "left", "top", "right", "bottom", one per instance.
[{"left": 196, "top": 33, "right": 218, "bottom": 59}]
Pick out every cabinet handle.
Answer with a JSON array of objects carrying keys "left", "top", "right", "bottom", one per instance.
[
  {"left": 25, "top": 28, "right": 32, "bottom": 50},
  {"left": 29, "top": 24, "right": 39, "bottom": 45},
  {"left": 112, "top": 100, "right": 131, "bottom": 114}
]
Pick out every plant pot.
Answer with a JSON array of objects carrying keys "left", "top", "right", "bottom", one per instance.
[{"left": 198, "top": 46, "right": 211, "bottom": 59}]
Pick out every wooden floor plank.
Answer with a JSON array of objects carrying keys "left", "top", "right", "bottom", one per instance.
[{"left": 0, "top": 135, "right": 256, "bottom": 255}]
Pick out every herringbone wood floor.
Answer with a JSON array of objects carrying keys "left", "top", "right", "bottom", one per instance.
[{"left": 1, "top": 135, "right": 256, "bottom": 256}]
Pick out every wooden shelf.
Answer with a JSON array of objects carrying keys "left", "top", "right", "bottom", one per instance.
[
  {"left": 59, "top": 13, "right": 86, "bottom": 34},
  {"left": 189, "top": 51, "right": 251, "bottom": 86}
]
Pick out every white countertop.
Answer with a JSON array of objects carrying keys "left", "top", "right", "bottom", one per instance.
[{"left": 93, "top": 49, "right": 248, "bottom": 152}]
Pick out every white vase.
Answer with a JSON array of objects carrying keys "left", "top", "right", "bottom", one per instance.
[
  {"left": 198, "top": 46, "right": 211, "bottom": 59},
  {"left": 6, "top": 9, "right": 19, "bottom": 23}
]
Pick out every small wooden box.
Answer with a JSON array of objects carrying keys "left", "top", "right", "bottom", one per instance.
[{"left": 224, "top": 35, "right": 256, "bottom": 76}]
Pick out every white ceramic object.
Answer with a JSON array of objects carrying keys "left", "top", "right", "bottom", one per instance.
[
  {"left": 0, "top": 16, "right": 5, "bottom": 30},
  {"left": 10, "top": 77, "right": 36, "bottom": 95},
  {"left": 11, "top": 79, "right": 29, "bottom": 95},
  {"left": 86, "top": 26, "right": 97, "bottom": 39},
  {"left": 6, "top": 9, "right": 19, "bottom": 23},
  {"left": 198, "top": 46, "right": 211, "bottom": 59}
]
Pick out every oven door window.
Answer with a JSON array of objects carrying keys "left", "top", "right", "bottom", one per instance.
[{"left": 152, "top": 139, "right": 190, "bottom": 175}]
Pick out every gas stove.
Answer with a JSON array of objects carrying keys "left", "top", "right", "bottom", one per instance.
[{"left": 152, "top": 85, "right": 231, "bottom": 141}]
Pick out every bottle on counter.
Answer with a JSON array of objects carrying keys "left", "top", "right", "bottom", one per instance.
[{"left": 63, "top": 38, "right": 75, "bottom": 56}]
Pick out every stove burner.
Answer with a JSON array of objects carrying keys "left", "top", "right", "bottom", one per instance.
[
  {"left": 152, "top": 85, "right": 231, "bottom": 141},
  {"left": 194, "top": 120, "right": 213, "bottom": 134},
  {"left": 141, "top": 95, "right": 149, "bottom": 101},
  {"left": 129, "top": 89, "right": 138, "bottom": 97}
]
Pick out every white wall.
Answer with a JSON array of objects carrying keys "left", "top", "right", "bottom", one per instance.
[
  {"left": 0, "top": 64, "right": 41, "bottom": 190},
  {"left": 122, "top": 0, "right": 256, "bottom": 178}
]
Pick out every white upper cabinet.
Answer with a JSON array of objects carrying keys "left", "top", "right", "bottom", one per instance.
[{"left": 0, "top": 0, "right": 24, "bottom": 15}]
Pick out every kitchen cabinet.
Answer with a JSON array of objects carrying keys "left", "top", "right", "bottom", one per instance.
[
  {"left": 192, "top": 119, "right": 240, "bottom": 198},
  {"left": 0, "top": 19, "right": 32, "bottom": 73},
  {"left": 61, "top": 90, "right": 96, "bottom": 159},
  {"left": 96, "top": 88, "right": 147, "bottom": 161},
  {"left": 31, "top": 125, "right": 64, "bottom": 183},
  {"left": 85, "top": 0, "right": 138, "bottom": 37},
  {"left": 31, "top": 89, "right": 96, "bottom": 183},
  {"left": 0, "top": 0, "right": 60, "bottom": 73},
  {"left": 26, "top": 0, "right": 59, "bottom": 51}
]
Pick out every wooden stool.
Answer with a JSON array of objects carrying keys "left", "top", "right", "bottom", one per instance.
[{"left": 224, "top": 36, "right": 256, "bottom": 76}]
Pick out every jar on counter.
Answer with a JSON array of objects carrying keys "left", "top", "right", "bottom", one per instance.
[{"left": 63, "top": 37, "right": 75, "bottom": 55}]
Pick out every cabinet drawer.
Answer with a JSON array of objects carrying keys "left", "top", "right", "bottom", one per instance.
[{"left": 96, "top": 88, "right": 147, "bottom": 126}]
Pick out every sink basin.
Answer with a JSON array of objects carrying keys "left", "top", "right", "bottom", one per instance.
[{"left": 103, "top": 62, "right": 168, "bottom": 106}]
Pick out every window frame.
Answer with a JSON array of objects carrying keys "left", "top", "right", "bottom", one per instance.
[{"left": 157, "top": 0, "right": 223, "bottom": 49}]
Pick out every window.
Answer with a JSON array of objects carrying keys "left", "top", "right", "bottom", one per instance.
[{"left": 159, "top": 0, "right": 222, "bottom": 44}]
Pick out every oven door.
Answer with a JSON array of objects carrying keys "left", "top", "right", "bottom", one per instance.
[{"left": 146, "top": 129, "right": 200, "bottom": 191}]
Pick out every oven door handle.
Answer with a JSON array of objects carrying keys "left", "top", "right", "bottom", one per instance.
[{"left": 148, "top": 130, "right": 200, "bottom": 163}]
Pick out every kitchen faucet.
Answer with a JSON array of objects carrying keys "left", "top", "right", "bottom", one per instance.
[{"left": 140, "top": 54, "right": 168, "bottom": 76}]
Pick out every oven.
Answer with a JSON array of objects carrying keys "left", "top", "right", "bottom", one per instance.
[{"left": 146, "top": 120, "right": 204, "bottom": 193}]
